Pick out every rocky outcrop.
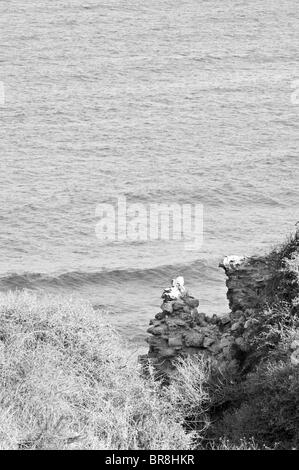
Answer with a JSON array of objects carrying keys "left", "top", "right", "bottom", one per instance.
[
  {"left": 142, "top": 277, "right": 235, "bottom": 378},
  {"left": 145, "top": 292, "right": 223, "bottom": 377},
  {"left": 142, "top": 233, "right": 299, "bottom": 379}
]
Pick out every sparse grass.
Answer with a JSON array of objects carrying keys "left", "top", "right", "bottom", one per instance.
[
  {"left": 0, "top": 291, "right": 193, "bottom": 450},
  {"left": 207, "top": 437, "right": 260, "bottom": 450}
]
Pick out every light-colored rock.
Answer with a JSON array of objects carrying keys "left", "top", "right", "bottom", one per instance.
[
  {"left": 244, "top": 318, "right": 258, "bottom": 329},
  {"left": 290, "top": 340, "right": 299, "bottom": 350},
  {"left": 231, "top": 321, "right": 241, "bottom": 331},
  {"left": 183, "top": 305, "right": 192, "bottom": 314},
  {"left": 161, "top": 276, "right": 187, "bottom": 301},
  {"left": 160, "top": 302, "right": 173, "bottom": 314},
  {"left": 207, "top": 343, "right": 221, "bottom": 354},
  {"left": 219, "top": 255, "right": 246, "bottom": 271}
]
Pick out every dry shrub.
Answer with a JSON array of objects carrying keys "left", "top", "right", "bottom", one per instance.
[{"left": 0, "top": 291, "right": 192, "bottom": 450}]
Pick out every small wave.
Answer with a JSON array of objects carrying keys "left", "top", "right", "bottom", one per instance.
[{"left": 0, "top": 259, "right": 218, "bottom": 292}]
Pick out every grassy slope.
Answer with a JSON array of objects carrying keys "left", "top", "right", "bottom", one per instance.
[
  {"left": 0, "top": 235, "right": 298, "bottom": 450},
  {"left": 0, "top": 291, "right": 192, "bottom": 450}
]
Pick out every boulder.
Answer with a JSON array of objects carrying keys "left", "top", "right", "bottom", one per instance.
[
  {"left": 183, "top": 305, "right": 192, "bottom": 314},
  {"left": 155, "top": 311, "right": 166, "bottom": 320},
  {"left": 220, "top": 314, "right": 231, "bottom": 326},
  {"left": 231, "top": 321, "right": 242, "bottom": 331},
  {"left": 172, "top": 300, "right": 185, "bottom": 311},
  {"left": 193, "top": 311, "right": 207, "bottom": 326},
  {"left": 183, "top": 331, "right": 204, "bottom": 348},
  {"left": 147, "top": 326, "right": 166, "bottom": 336},
  {"left": 161, "top": 276, "right": 187, "bottom": 301},
  {"left": 219, "top": 255, "right": 246, "bottom": 272},
  {"left": 160, "top": 302, "right": 174, "bottom": 314}
]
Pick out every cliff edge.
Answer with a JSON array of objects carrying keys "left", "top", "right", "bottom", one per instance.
[{"left": 143, "top": 231, "right": 299, "bottom": 379}]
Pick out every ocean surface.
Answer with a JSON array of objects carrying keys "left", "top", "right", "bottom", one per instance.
[{"left": 1, "top": 0, "right": 298, "bottom": 343}]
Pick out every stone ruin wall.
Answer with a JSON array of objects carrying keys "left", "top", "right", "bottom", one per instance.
[{"left": 142, "top": 247, "right": 299, "bottom": 378}]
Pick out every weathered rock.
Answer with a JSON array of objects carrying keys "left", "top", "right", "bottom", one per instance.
[
  {"left": 144, "top": 241, "right": 299, "bottom": 379},
  {"left": 192, "top": 311, "right": 206, "bottom": 325},
  {"left": 231, "top": 321, "right": 242, "bottom": 331},
  {"left": 220, "top": 314, "right": 231, "bottom": 325},
  {"left": 161, "top": 277, "right": 187, "bottom": 301},
  {"left": 149, "top": 319, "right": 160, "bottom": 326},
  {"left": 244, "top": 318, "right": 258, "bottom": 329},
  {"left": 147, "top": 325, "right": 167, "bottom": 336},
  {"left": 180, "top": 312, "right": 194, "bottom": 323},
  {"left": 167, "top": 318, "right": 186, "bottom": 328},
  {"left": 172, "top": 300, "right": 185, "bottom": 311},
  {"left": 219, "top": 255, "right": 246, "bottom": 272},
  {"left": 155, "top": 311, "right": 166, "bottom": 320},
  {"left": 146, "top": 335, "right": 167, "bottom": 348},
  {"left": 160, "top": 302, "right": 174, "bottom": 314},
  {"left": 168, "top": 337, "right": 183, "bottom": 347},
  {"left": 207, "top": 342, "right": 221, "bottom": 354},
  {"left": 183, "top": 305, "right": 192, "bottom": 314},
  {"left": 183, "top": 331, "right": 204, "bottom": 348}
]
